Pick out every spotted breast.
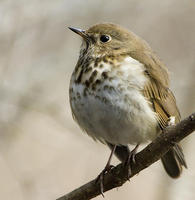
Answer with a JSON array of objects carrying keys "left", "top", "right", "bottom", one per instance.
[{"left": 69, "top": 54, "right": 159, "bottom": 145}]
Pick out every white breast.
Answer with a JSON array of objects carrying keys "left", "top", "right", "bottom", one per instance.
[{"left": 70, "top": 56, "right": 158, "bottom": 145}]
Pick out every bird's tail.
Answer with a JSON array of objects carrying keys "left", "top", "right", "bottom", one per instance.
[{"left": 161, "top": 144, "right": 187, "bottom": 178}]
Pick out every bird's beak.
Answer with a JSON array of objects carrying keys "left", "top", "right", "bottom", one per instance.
[{"left": 68, "top": 27, "right": 89, "bottom": 41}]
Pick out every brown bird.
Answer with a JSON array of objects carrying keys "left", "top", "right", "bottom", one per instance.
[{"left": 69, "top": 23, "right": 187, "bottom": 191}]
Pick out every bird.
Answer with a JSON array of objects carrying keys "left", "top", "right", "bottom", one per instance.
[{"left": 68, "top": 23, "right": 187, "bottom": 191}]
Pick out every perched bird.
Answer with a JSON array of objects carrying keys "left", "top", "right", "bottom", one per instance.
[{"left": 68, "top": 23, "right": 187, "bottom": 186}]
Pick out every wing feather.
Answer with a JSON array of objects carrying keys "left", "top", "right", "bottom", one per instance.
[{"left": 128, "top": 36, "right": 186, "bottom": 176}]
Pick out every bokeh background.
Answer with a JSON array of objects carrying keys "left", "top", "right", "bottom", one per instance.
[{"left": 0, "top": 0, "right": 195, "bottom": 199}]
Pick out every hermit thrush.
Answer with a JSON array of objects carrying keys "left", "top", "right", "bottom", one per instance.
[{"left": 68, "top": 23, "right": 187, "bottom": 184}]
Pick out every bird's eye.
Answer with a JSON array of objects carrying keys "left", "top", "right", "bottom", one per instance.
[{"left": 100, "top": 35, "right": 111, "bottom": 43}]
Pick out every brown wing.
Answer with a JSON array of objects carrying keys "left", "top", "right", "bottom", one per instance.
[
  {"left": 143, "top": 77, "right": 181, "bottom": 129},
  {"left": 128, "top": 36, "right": 187, "bottom": 177},
  {"left": 142, "top": 60, "right": 187, "bottom": 177},
  {"left": 130, "top": 42, "right": 181, "bottom": 127}
]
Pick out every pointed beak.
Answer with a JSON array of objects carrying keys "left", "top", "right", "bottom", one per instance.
[{"left": 68, "top": 27, "right": 89, "bottom": 41}]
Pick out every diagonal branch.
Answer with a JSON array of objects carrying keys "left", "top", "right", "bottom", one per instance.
[{"left": 57, "top": 113, "right": 195, "bottom": 200}]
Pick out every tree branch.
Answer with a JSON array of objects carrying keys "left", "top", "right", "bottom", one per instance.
[{"left": 57, "top": 113, "right": 195, "bottom": 200}]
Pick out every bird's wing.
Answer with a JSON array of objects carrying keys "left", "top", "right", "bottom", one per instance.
[
  {"left": 143, "top": 77, "right": 181, "bottom": 129},
  {"left": 129, "top": 41, "right": 186, "bottom": 177},
  {"left": 142, "top": 71, "right": 187, "bottom": 175},
  {"left": 131, "top": 48, "right": 181, "bottom": 127}
]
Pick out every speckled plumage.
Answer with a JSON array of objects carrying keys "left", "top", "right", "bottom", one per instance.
[{"left": 70, "top": 54, "right": 159, "bottom": 145}]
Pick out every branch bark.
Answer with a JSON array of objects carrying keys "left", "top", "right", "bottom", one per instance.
[{"left": 57, "top": 113, "right": 195, "bottom": 200}]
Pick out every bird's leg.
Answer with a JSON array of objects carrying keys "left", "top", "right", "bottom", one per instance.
[
  {"left": 124, "top": 144, "right": 139, "bottom": 179},
  {"left": 96, "top": 145, "right": 116, "bottom": 197}
]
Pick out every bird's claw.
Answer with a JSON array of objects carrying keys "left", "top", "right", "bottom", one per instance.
[
  {"left": 123, "top": 144, "right": 139, "bottom": 180},
  {"left": 95, "top": 165, "right": 114, "bottom": 197}
]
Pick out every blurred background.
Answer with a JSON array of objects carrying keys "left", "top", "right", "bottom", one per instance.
[{"left": 0, "top": 0, "right": 194, "bottom": 199}]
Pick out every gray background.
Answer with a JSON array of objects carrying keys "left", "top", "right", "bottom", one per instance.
[{"left": 0, "top": 0, "right": 194, "bottom": 199}]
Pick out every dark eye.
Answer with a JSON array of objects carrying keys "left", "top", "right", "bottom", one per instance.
[{"left": 100, "top": 35, "right": 111, "bottom": 43}]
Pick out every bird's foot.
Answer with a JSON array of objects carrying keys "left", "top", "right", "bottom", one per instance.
[
  {"left": 95, "top": 164, "right": 114, "bottom": 197},
  {"left": 123, "top": 144, "right": 139, "bottom": 180}
]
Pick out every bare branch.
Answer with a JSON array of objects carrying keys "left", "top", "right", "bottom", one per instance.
[{"left": 57, "top": 113, "right": 195, "bottom": 200}]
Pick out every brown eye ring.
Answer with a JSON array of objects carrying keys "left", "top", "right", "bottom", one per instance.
[{"left": 100, "top": 35, "right": 111, "bottom": 43}]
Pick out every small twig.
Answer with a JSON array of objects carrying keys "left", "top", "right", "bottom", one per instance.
[{"left": 57, "top": 113, "right": 195, "bottom": 200}]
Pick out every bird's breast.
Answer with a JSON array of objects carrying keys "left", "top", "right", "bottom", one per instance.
[{"left": 69, "top": 56, "right": 158, "bottom": 145}]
